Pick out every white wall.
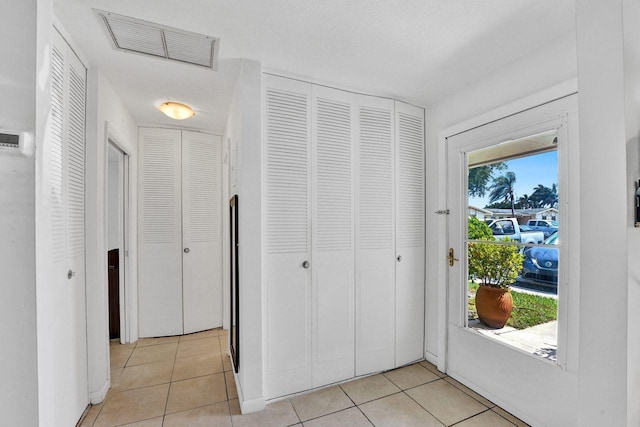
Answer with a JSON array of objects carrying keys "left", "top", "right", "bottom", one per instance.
[
  {"left": 223, "top": 59, "right": 264, "bottom": 413},
  {"left": 85, "top": 68, "right": 137, "bottom": 403},
  {"left": 624, "top": 2, "right": 640, "bottom": 425},
  {"left": 576, "top": 0, "right": 628, "bottom": 423},
  {"left": 425, "top": 31, "right": 578, "bottom": 361},
  {"left": 0, "top": 1, "right": 38, "bottom": 425}
]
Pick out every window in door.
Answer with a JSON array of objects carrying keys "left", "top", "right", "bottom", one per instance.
[{"left": 466, "top": 130, "right": 560, "bottom": 362}]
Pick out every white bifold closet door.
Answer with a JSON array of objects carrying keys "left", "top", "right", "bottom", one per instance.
[
  {"left": 355, "top": 95, "right": 396, "bottom": 376},
  {"left": 311, "top": 85, "right": 356, "bottom": 387},
  {"left": 45, "top": 28, "right": 89, "bottom": 427},
  {"left": 264, "top": 76, "right": 313, "bottom": 398},
  {"left": 394, "top": 101, "right": 425, "bottom": 366},
  {"left": 182, "top": 130, "right": 222, "bottom": 334},
  {"left": 138, "top": 127, "right": 222, "bottom": 337}
]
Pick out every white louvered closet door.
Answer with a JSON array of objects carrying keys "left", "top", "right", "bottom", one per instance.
[
  {"left": 182, "top": 131, "right": 222, "bottom": 334},
  {"left": 48, "top": 29, "right": 89, "bottom": 426},
  {"left": 394, "top": 101, "right": 425, "bottom": 366},
  {"left": 311, "top": 85, "right": 355, "bottom": 387},
  {"left": 355, "top": 95, "right": 396, "bottom": 376},
  {"left": 264, "top": 75, "right": 313, "bottom": 399},
  {"left": 138, "top": 127, "right": 183, "bottom": 337}
]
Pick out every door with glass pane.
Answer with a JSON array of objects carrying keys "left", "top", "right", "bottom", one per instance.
[{"left": 446, "top": 95, "right": 579, "bottom": 426}]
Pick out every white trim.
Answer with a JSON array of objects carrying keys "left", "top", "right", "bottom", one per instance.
[
  {"left": 234, "top": 370, "right": 266, "bottom": 414},
  {"left": 436, "top": 78, "right": 578, "bottom": 371},
  {"left": 52, "top": 16, "right": 90, "bottom": 69},
  {"left": 262, "top": 68, "right": 427, "bottom": 110},
  {"left": 89, "top": 379, "right": 110, "bottom": 404},
  {"left": 104, "top": 122, "right": 137, "bottom": 343}
]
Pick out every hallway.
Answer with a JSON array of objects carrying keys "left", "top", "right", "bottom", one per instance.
[{"left": 78, "top": 328, "right": 528, "bottom": 426}]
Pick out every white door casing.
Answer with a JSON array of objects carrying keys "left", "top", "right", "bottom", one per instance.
[
  {"left": 445, "top": 95, "right": 579, "bottom": 425},
  {"left": 355, "top": 94, "right": 396, "bottom": 376},
  {"left": 394, "top": 101, "right": 425, "bottom": 366}
]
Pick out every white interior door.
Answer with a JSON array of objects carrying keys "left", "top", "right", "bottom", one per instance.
[
  {"left": 394, "top": 101, "right": 425, "bottom": 366},
  {"left": 311, "top": 85, "right": 355, "bottom": 387},
  {"left": 182, "top": 131, "right": 222, "bottom": 334},
  {"left": 355, "top": 94, "right": 396, "bottom": 376},
  {"left": 138, "top": 127, "right": 183, "bottom": 337},
  {"left": 263, "top": 75, "right": 313, "bottom": 398},
  {"left": 48, "top": 28, "right": 89, "bottom": 425},
  {"left": 446, "top": 96, "right": 579, "bottom": 425}
]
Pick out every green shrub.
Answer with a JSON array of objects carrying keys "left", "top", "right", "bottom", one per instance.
[
  {"left": 468, "top": 242, "right": 523, "bottom": 289},
  {"left": 468, "top": 217, "right": 494, "bottom": 240}
]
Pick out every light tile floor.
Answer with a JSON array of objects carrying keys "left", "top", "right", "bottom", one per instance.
[{"left": 79, "top": 329, "right": 529, "bottom": 426}]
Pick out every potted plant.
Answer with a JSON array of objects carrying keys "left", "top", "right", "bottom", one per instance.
[{"left": 468, "top": 218, "right": 524, "bottom": 328}]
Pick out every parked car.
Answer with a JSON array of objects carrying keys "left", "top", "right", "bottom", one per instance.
[
  {"left": 486, "top": 218, "right": 545, "bottom": 244},
  {"left": 517, "top": 231, "right": 559, "bottom": 289},
  {"left": 526, "top": 219, "right": 558, "bottom": 238}
]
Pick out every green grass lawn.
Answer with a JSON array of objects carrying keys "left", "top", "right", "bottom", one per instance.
[{"left": 468, "top": 282, "right": 558, "bottom": 329}]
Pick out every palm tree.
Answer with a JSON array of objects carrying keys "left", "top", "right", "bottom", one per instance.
[
  {"left": 517, "top": 193, "right": 532, "bottom": 209},
  {"left": 488, "top": 172, "right": 517, "bottom": 217},
  {"left": 531, "top": 184, "right": 558, "bottom": 208}
]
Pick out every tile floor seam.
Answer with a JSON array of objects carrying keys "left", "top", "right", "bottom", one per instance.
[
  {"left": 443, "top": 377, "right": 497, "bottom": 409},
  {"left": 288, "top": 398, "right": 304, "bottom": 425},
  {"left": 401, "top": 387, "right": 448, "bottom": 426},
  {"left": 448, "top": 408, "right": 496, "bottom": 427},
  {"left": 354, "top": 404, "right": 376, "bottom": 427},
  {"left": 490, "top": 408, "right": 522, "bottom": 427}
]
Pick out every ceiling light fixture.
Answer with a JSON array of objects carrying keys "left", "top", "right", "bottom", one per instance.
[{"left": 159, "top": 102, "right": 195, "bottom": 120}]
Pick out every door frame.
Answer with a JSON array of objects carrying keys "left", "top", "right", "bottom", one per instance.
[
  {"left": 435, "top": 79, "right": 578, "bottom": 371},
  {"left": 438, "top": 89, "right": 581, "bottom": 425},
  {"left": 104, "top": 125, "right": 133, "bottom": 343}
]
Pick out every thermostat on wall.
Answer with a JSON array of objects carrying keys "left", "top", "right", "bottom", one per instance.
[{"left": 0, "top": 129, "right": 34, "bottom": 157}]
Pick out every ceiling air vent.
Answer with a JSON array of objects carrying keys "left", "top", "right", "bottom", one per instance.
[{"left": 96, "top": 9, "right": 219, "bottom": 70}]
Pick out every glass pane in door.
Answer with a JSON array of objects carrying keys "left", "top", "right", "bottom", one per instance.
[{"left": 466, "top": 130, "right": 560, "bottom": 362}]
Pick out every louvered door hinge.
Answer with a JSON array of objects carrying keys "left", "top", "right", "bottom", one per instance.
[{"left": 435, "top": 209, "right": 450, "bottom": 215}]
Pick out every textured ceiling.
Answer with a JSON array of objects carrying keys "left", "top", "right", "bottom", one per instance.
[{"left": 53, "top": 0, "right": 575, "bottom": 134}]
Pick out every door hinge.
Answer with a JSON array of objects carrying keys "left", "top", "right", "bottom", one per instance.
[{"left": 435, "top": 209, "right": 450, "bottom": 215}]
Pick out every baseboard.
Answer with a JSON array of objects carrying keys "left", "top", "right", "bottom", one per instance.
[
  {"left": 425, "top": 351, "right": 438, "bottom": 366},
  {"left": 90, "top": 378, "right": 110, "bottom": 404},
  {"left": 234, "top": 371, "right": 265, "bottom": 414}
]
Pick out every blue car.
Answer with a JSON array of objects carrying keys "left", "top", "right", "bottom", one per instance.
[{"left": 517, "top": 232, "right": 558, "bottom": 290}]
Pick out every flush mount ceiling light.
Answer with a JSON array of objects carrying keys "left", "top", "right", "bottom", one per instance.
[{"left": 159, "top": 102, "right": 195, "bottom": 120}]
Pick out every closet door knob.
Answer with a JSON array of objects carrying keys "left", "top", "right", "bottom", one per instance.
[
  {"left": 184, "top": 248, "right": 190, "bottom": 254},
  {"left": 397, "top": 255, "right": 402, "bottom": 262},
  {"left": 302, "top": 260, "right": 310, "bottom": 269}
]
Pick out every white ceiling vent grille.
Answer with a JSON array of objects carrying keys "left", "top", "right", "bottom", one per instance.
[{"left": 96, "top": 9, "right": 219, "bottom": 70}]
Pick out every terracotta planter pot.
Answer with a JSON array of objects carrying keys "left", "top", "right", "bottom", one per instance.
[{"left": 475, "top": 286, "right": 513, "bottom": 329}]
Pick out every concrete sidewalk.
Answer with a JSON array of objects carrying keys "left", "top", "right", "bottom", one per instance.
[{"left": 469, "top": 320, "right": 558, "bottom": 362}]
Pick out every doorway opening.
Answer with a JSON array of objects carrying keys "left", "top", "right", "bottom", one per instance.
[{"left": 107, "top": 141, "right": 128, "bottom": 342}]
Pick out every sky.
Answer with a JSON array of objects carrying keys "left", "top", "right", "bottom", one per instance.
[{"left": 468, "top": 151, "right": 558, "bottom": 209}]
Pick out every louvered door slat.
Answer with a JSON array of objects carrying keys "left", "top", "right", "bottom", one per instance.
[
  {"left": 394, "top": 101, "right": 425, "bottom": 366},
  {"left": 266, "top": 88, "right": 310, "bottom": 254},
  {"left": 50, "top": 45, "right": 65, "bottom": 262},
  {"left": 66, "top": 66, "right": 85, "bottom": 259}
]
